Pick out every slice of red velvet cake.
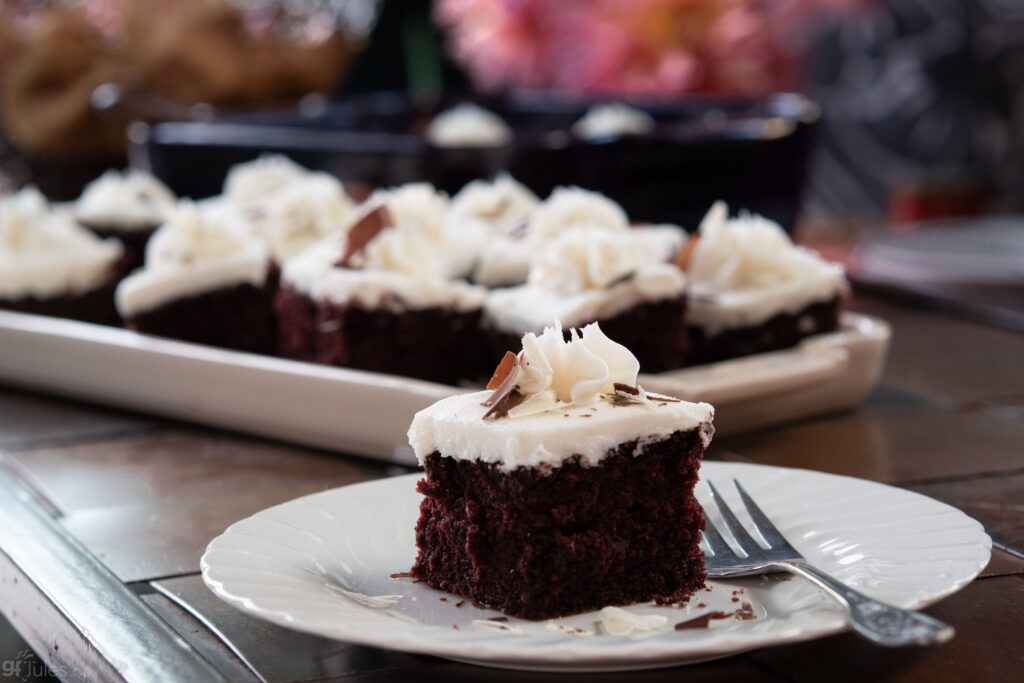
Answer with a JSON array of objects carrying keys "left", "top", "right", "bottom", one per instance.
[{"left": 408, "top": 322, "right": 714, "bottom": 620}]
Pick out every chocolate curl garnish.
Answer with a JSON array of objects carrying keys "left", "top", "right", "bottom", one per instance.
[
  {"left": 482, "top": 351, "right": 525, "bottom": 419},
  {"left": 337, "top": 205, "right": 394, "bottom": 266},
  {"left": 605, "top": 270, "right": 636, "bottom": 289},
  {"left": 610, "top": 382, "right": 642, "bottom": 406},
  {"left": 674, "top": 236, "right": 699, "bottom": 271},
  {"left": 487, "top": 351, "right": 518, "bottom": 389}
]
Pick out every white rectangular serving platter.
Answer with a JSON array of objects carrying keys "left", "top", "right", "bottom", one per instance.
[{"left": 0, "top": 310, "right": 889, "bottom": 465}]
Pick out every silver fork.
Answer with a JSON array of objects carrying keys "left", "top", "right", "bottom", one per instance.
[{"left": 701, "top": 479, "right": 955, "bottom": 646}]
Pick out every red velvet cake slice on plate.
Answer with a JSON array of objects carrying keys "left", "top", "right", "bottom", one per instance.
[
  {"left": 681, "top": 201, "right": 849, "bottom": 365},
  {"left": 408, "top": 322, "right": 714, "bottom": 620}
]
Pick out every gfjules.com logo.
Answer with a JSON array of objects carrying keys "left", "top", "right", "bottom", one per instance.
[{"left": 1, "top": 649, "right": 55, "bottom": 681}]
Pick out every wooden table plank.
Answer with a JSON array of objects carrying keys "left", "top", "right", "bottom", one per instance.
[
  {"left": 744, "top": 575, "right": 1024, "bottom": 683},
  {"left": 715, "top": 387, "right": 1024, "bottom": 484}
]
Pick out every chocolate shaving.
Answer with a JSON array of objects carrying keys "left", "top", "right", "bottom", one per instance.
[
  {"left": 674, "top": 611, "right": 731, "bottom": 630},
  {"left": 606, "top": 270, "right": 636, "bottom": 288},
  {"left": 613, "top": 383, "right": 640, "bottom": 395},
  {"left": 455, "top": 601, "right": 465, "bottom": 608},
  {"left": 483, "top": 390, "right": 525, "bottom": 419},
  {"left": 674, "top": 236, "right": 700, "bottom": 271},
  {"left": 389, "top": 571, "right": 414, "bottom": 579},
  {"left": 487, "top": 351, "right": 518, "bottom": 390},
  {"left": 610, "top": 394, "right": 641, "bottom": 407},
  {"left": 337, "top": 205, "right": 394, "bottom": 266},
  {"left": 486, "top": 617, "right": 509, "bottom": 622},
  {"left": 482, "top": 352, "right": 524, "bottom": 419}
]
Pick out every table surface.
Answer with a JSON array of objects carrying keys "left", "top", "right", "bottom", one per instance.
[{"left": 1, "top": 293, "right": 1022, "bottom": 683}]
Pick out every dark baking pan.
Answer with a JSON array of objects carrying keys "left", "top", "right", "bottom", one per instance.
[{"left": 132, "top": 91, "right": 819, "bottom": 230}]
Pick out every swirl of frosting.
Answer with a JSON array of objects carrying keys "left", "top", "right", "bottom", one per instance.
[
  {"left": 363, "top": 183, "right": 449, "bottom": 242},
  {"left": 145, "top": 200, "right": 262, "bottom": 268},
  {"left": 223, "top": 154, "right": 309, "bottom": 206},
  {"left": 75, "top": 169, "right": 177, "bottom": 228},
  {"left": 527, "top": 187, "right": 629, "bottom": 245},
  {"left": 1, "top": 187, "right": 123, "bottom": 298},
  {"left": 572, "top": 103, "right": 655, "bottom": 140},
  {"left": 449, "top": 173, "right": 538, "bottom": 232},
  {"left": 689, "top": 201, "right": 834, "bottom": 290},
  {"left": 249, "top": 172, "right": 356, "bottom": 262},
  {"left": 508, "top": 322, "right": 642, "bottom": 415},
  {"left": 353, "top": 223, "right": 445, "bottom": 279},
  {"left": 425, "top": 103, "right": 513, "bottom": 147},
  {"left": 528, "top": 226, "right": 646, "bottom": 295}
]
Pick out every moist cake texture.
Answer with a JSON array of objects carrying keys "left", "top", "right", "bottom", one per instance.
[{"left": 409, "top": 323, "right": 714, "bottom": 619}]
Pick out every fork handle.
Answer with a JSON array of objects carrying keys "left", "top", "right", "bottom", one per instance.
[{"left": 777, "top": 560, "right": 955, "bottom": 646}]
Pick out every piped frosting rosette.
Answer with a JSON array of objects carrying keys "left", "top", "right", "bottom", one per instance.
[{"left": 484, "top": 321, "right": 649, "bottom": 420}]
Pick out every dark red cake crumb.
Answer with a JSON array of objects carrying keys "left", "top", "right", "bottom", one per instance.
[
  {"left": 275, "top": 284, "right": 490, "bottom": 384},
  {"left": 412, "top": 428, "right": 707, "bottom": 620}
]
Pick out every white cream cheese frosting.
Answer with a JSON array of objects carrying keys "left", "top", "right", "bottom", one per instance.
[
  {"left": 425, "top": 103, "right": 513, "bottom": 147},
  {"left": 243, "top": 172, "right": 357, "bottom": 264},
  {"left": 223, "top": 154, "right": 310, "bottom": 206},
  {"left": 449, "top": 173, "right": 539, "bottom": 232},
  {"left": 115, "top": 200, "right": 269, "bottom": 317},
  {"left": 1, "top": 187, "right": 124, "bottom": 299},
  {"left": 527, "top": 186, "right": 630, "bottom": 246},
  {"left": 572, "top": 103, "right": 656, "bottom": 140},
  {"left": 686, "top": 201, "right": 849, "bottom": 334},
  {"left": 471, "top": 186, "right": 633, "bottom": 288},
  {"left": 281, "top": 233, "right": 486, "bottom": 313},
  {"left": 485, "top": 228, "right": 687, "bottom": 333},
  {"left": 75, "top": 169, "right": 177, "bottom": 230},
  {"left": 408, "top": 322, "right": 714, "bottom": 470}
]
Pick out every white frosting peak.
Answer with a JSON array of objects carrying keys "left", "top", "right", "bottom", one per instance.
[
  {"left": 425, "top": 103, "right": 513, "bottom": 147},
  {"left": 1, "top": 187, "right": 124, "bottom": 298},
  {"left": 529, "top": 227, "right": 645, "bottom": 295},
  {"left": 528, "top": 187, "right": 629, "bottom": 245},
  {"left": 145, "top": 201, "right": 255, "bottom": 266},
  {"left": 245, "top": 172, "right": 356, "bottom": 263},
  {"left": 516, "top": 323, "right": 641, "bottom": 409},
  {"left": 449, "top": 173, "right": 538, "bottom": 233},
  {"left": 75, "top": 169, "right": 177, "bottom": 229},
  {"left": 573, "top": 104, "right": 656, "bottom": 140},
  {"left": 223, "top": 154, "right": 309, "bottom": 206}
]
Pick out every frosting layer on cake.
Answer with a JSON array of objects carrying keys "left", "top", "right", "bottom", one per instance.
[
  {"left": 116, "top": 201, "right": 269, "bottom": 316},
  {"left": 485, "top": 228, "right": 686, "bottom": 333},
  {"left": 425, "top": 103, "right": 512, "bottom": 147},
  {"left": 1, "top": 187, "right": 123, "bottom": 299},
  {"left": 687, "top": 201, "right": 849, "bottom": 335},
  {"left": 282, "top": 236, "right": 486, "bottom": 312},
  {"left": 408, "top": 323, "right": 713, "bottom": 470},
  {"left": 572, "top": 103, "right": 656, "bottom": 139},
  {"left": 75, "top": 170, "right": 177, "bottom": 229}
]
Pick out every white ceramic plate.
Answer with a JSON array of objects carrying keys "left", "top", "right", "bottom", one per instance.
[
  {"left": 0, "top": 311, "right": 889, "bottom": 464},
  {"left": 201, "top": 462, "right": 990, "bottom": 672}
]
